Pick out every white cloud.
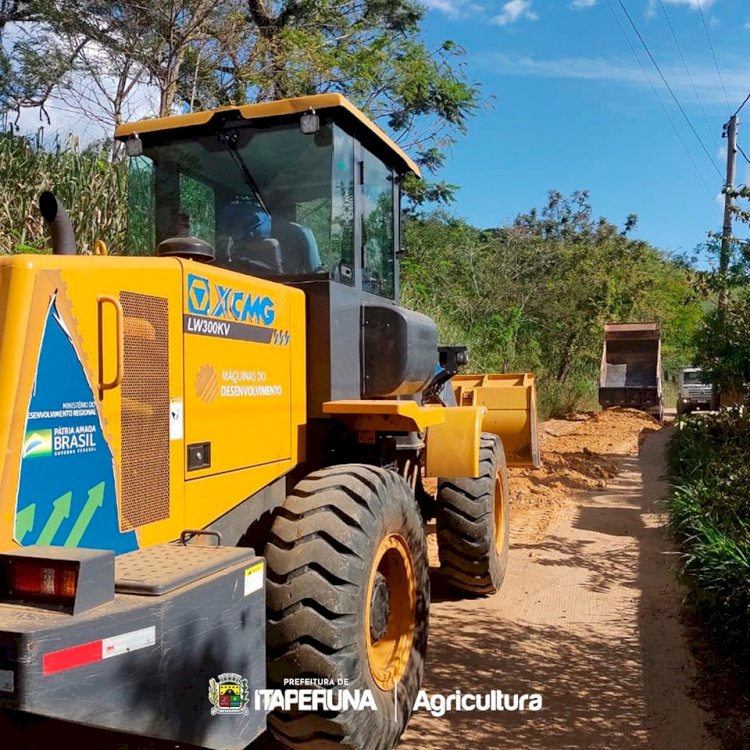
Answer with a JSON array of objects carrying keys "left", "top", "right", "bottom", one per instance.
[
  {"left": 571, "top": 0, "right": 597, "bottom": 8},
  {"left": 478, "top": 52, "right": 750, "bottom": 107},
  {"left": 668, "top": 0, "right": 716, "bottom": 7},
  {"left": 648, "top": 0, "right": 716, "bottom": 11},
  {"left": 491, "top": 0, "right": 538, "bottom": 26},
  {"left": 421, "top": 0, "right": 483, "bottom": 16},
  {"left": 422, "top": 0, "right": 462, "bottom": 14}
]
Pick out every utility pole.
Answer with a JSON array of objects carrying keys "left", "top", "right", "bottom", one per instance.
[{"left": 719, "top": 114, "right": 738, "bottom": 312}]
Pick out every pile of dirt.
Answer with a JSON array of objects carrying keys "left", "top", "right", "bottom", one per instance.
[
  {"left": 422, "top": 407, "right": 661, "bottom": 548},
  {"left": 508, "top": 407, "right": 660, "bottom": 543}
]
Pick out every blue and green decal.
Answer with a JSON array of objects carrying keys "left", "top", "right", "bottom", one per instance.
[{"left": 14, "top": 299, "right": 137, "bottom": 554}]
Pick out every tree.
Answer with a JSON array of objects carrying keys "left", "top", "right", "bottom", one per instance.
[
  {"left": 177, "top": 0, "right": 481, "bottom": 195},
  {"left": 0, "top": 0, "right": 82, "bottom": 119},
  {"left": 691, "top": 182, "right": 750, "bottom": 396},
  {"left": 402, "top": 191, "right": 702, "bottom": 416},
  {"left": 2, "top": 1, "right": 480, "bottom": 195},
  {"left": 694, "top": 292, "right": 750, "bottom": 395},
  {"left": 0, "top": 0, "right": 42, "bottom": 40},
  {"left": 1, "top": 0, "right": 224, "bottom": 129}
]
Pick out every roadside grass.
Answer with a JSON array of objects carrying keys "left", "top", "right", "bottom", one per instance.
[
  {"left": 663, "top": 380, "right": 678, "bottom": 409},
  {"left": 667, "top": 408, "right": 750, "bottom": 651}
]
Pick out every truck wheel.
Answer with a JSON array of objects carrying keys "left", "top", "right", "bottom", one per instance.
[
  {"left": 264, "top": 465, "right": 429, "bottom": 750},
  {"left": 436, "top": 433, "right": 509, "bottom": 596},
  {"left": 676, "top": 398, "right": 684, "bottom": 417}
]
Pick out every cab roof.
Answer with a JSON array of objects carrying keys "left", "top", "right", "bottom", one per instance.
[{"left": 114, "top": 93, "right": 421, "bottom": 178}]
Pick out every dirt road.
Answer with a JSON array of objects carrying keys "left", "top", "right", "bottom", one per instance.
[
  {"left": 400, "top": 411, "right": 718, "bottom": 750},
  {"left": 1, "top": 411, "right": 717, "bottom": 750}
]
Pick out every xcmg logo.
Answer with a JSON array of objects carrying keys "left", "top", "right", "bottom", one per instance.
[{"left": 187, "top": 273, "right": 275, "bottom": 326}]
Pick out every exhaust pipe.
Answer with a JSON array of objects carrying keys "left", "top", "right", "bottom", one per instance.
[{"left": 39, "top": 191, "right": 77, "bottom": 255}]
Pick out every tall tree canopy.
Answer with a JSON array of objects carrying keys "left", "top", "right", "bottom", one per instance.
[{"left": 1, "top": 1, "right": 480, "bottom": 198}]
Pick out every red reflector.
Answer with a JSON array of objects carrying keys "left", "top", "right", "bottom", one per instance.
[
  {"left": 12, "top": 562, "right": 46, "bottom": 595},
  {"left": 42, "top": 640, "right": 102, "bottom": 676}
]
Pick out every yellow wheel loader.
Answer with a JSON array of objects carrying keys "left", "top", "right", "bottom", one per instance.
[{"left": 0, "top": 95, "right": 539, "bottom": 750}]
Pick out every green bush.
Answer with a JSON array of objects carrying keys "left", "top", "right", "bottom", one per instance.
[
  {"left": 402, "top": 193, "right": 702, "bottom": 421},
  {"left": 667, "top": 409, "right": 750, "bottom": 648},
  {"left": 537, "top": 371, "right": 599, "bottom": 419}
]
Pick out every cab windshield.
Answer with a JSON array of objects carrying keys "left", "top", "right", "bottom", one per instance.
[
  {"left": 683, "top": 370, "right": 706, "bottom": 384},
  {"left": 126, "top": 119, "right": 357, "bottom": 283}
]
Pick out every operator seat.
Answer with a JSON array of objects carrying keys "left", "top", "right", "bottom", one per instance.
[
  {"left": 270, "top": 219, "right": 322, "bottom": 275},
  {"left": 215, "top": 204, "right": 282, "bottom": 274}
]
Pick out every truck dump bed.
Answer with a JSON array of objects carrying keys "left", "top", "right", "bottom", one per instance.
[{"left": 598, "top": 322, "right": 663, "bottom": 419}]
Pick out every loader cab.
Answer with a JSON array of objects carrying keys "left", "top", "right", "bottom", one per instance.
[
  {"left": 117, "top": 96, "right": 437, "bottom": 419},
  {"left": 117, "top": 95, "right": 420, "bottom": 302}
]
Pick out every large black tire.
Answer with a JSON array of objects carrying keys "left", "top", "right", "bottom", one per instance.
[
  {"left": 436, "top": 433, "right": 510, "bottom": 596},
  {"left": 264, "top": 465, "right": 429, "bottom": 750}
]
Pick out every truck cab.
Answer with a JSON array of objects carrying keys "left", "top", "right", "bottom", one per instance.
[{"left": 676, "top": 367, "right": 713, "bottom": 416}]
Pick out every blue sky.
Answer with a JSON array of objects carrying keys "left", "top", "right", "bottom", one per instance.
[{"left": 417, "top": 0, "right": 750, "bottom": 258}]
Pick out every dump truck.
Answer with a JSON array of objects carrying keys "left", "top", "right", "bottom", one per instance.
[
  {"left": 598, "top": 322, "right": 663, "bottom": 421},
  {"left": 0, "top": 95, "right": 540, "bottom": 750},
  {"left": 676, "top": 367, "right": 714, "bottom": 415}
]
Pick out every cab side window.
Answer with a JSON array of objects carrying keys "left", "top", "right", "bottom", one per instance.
[{"left": 361, "top": 150, "right": 395, "bottom": 299}]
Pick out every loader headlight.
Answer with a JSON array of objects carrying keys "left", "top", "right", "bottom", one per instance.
[
  {"left": 124, "top": 133, "right": 143, "bottom": 157},
  {"left": 300, "top": 108, "right": 320, "bottom": 135}
]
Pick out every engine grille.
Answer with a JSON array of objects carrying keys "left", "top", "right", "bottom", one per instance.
[
  {"left": 119, "top": 291, "right": 170, "bottom": 530},
  {"left": 685, "top": 387, "right": 711, "bottom": 398}
]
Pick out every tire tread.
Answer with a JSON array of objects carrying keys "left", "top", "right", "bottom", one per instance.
[{"left": 436, "top": 434, "right": 510, "bottom": 596}]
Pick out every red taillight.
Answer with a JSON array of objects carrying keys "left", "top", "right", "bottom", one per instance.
[
  {"left": 0, "top": 548, "right": 113, "bottom": 615},
  {"left": 8, "top": 561, "right": 79, "bottom": 603}
]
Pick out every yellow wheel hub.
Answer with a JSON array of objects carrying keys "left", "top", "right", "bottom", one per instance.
[{"left": 365, "top": 532, "right": 416, "bottom": 691}]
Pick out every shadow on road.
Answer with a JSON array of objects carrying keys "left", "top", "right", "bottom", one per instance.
[
  {"left": 401, "top": 600, "right": 650, "bottom": 749},
  {"left": 402, "top": 423, "right": 716, "bottom": 750}
]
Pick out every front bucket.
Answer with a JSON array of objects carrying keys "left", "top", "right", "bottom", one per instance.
[{"left": 451, "top": 373, "right": 541, "bottom": 468}]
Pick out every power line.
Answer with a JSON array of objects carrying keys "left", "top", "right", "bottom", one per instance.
[
  {"left": 696, "top": 0, "right": 731, "bottom": 115},
  {"left": 737, "top": 143, "right": 750, "bottom": 168},
  {"left": 604, "top": 0, "right": 717, "bottom": 201},
  {"left": 616, "top": 0, "right": 723, "bottom": 180},
  {"left": 733, "top": 93, "right": 750, "bottom": 119},
  {"left": 658, "top": 0, "right": 715, "bottom": 152}
]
